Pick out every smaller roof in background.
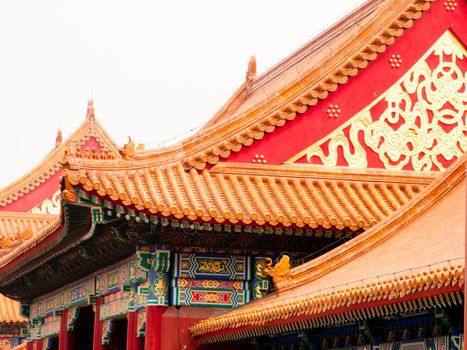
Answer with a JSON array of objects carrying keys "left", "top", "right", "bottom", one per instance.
[{"left": 0, "top": 294, "right": 26, "bottom": 324}]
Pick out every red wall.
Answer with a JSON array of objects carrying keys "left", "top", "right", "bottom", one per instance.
[{"left": 223, "top": 0, "right": 466, "bottom": 169}]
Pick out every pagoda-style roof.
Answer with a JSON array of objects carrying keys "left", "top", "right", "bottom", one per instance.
[
  {"left": 190, "top": 156, "right": 466, "bottom": 344},
  {"left": 0, "top": 294, "right": 26, "bottom": 323},
  {"left": 63, "top": 162, "right": 433, "bottom": 230},
  {"left": 0, "top": 0, "right": 461, "bottom": 308},
  {"left": 0, "top": 102, "right": 119, "bottom": 209},
  {"left": 0, "top": 212, "right": 61, "bottom": 268},
  {"left": 72, "top": 0, "right": 434, "bottom": 171},
  {"left": 0, "top": 212, "right": 58, "bottom": 255}
]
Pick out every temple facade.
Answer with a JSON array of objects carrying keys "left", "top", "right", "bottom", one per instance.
[{"left": 0, "top": 0, "right": 465, "bottom": 349}]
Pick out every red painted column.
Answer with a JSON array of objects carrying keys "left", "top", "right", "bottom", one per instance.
[
  {"left": 37, "top": 339, "right": 44, "bottom": 350},
  {"left": 59, "top": 309, "right": 75, "bottom": 350},
  {"left": 26, "top": 341, "right": 33, "bottom": 350},
  {"left": 144, "top": 306, "right": 168, "bottom": 350},
  {"left": 93, "top": 297, "right": 105, "bottom": 350},
  {"left": 126, "top": 311, "right": 138, "bottom": 350},
  {"left": 58, "top": 308, "right": 67, "bottom": 350}
]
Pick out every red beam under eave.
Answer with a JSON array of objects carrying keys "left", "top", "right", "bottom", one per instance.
[{"left": 195, "top": 285, "right": 463, "bottom": 344}]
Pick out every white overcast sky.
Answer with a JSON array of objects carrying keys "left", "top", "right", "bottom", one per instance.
[{"left": 0, "top": 1, "right": 365, "bottom": 188}]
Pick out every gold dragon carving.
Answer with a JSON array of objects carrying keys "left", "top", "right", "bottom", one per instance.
[
  {"left": 288, "top": 31, "right": 467, "bottom": 171},
  {"left": 264, "top": 255, "right": 292, "bottom": 285}
]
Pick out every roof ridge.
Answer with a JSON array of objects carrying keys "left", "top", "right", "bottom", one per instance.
[
  {"left": 0, "top": 215, "right": 62, "bottom": 268},
  {"left": 61, "top": 0, "right": 435, "bottom": 171},
  {"left": 0, "top": 106, "right": 120, "bottom": 207}
]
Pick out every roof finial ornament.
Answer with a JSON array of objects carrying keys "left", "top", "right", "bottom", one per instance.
[
  {"left": 119, "top": 136, "right": 135, "bottom": 160},
  {"left": 86, "top": 99, "right": 95, "bottom": 122},
  {"left": 245, "top": 55, "right": 257, "bottom": 87},
  {"left": 55, "top": 128, "right": 63, "bottom": 148},
  {"left": 264, "top": 255, "right": 292, "bottom": 285}
]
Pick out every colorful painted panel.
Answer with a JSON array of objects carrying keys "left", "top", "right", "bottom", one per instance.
[
  {"left": 96, "top": 262, "right": 130, "bottom": 296},
  {"left": 129, "top": 255, "right": 146, "bottom": 284},
  {"left": 172, "top": 287, "right": 250, "bottom": 308},
  {"left": 251, "top": 257, "right": 271, "bottom": 300},
  {"left": 31, "top": 278, "right": 94, "bottom": 319},
  {"left": 171, "top": 278, "right": 247, "bottom": 290},
  {"left": 69, "top": 279, "right": 95, "bottom": 306},
  {"left": 41, "top": 316, "right": 60, "bottom": 338},
  {"left": 0, "top": 323, "right": 23, "bottom": 337},
  {"left": 96, "top": 274, "right": 108, "bottom": 296},
  {"left": 107, "top": 269, "right": 120, "bottom": 293},
  {"left": 136, "top": 251, "right": 151, "bottom": 273},
  {"left": 135, "top": 280, "right": 148, "bottom": 310},
  {"left": 100, "top": 292, "right": 129, "bottom": 321},
  {"left": 29, "top": 324, "right": 41, "bottom": 340},
  {"left": 450, "top": 335, "right": 463, "bottom": 350},
  {"left": 0, "top": 337, "right": 23, "bottom": 349},
  {"left": 173, "top": 253, "right": 251, "bottom": 281},
  {"left": 147, "top": 272, "right": 169, "bottom": 307},
  {"left": 426, "top": 337, "right": 449, "bottom": 350}
]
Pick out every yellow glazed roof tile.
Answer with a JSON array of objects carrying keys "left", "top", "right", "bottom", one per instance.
[
  {"left": 0, "top": 294, "right": 26, "bottom": 323},
  {"left": 0, "top": 102, "right": 119, "bottom": 207},
  {"left": 190, "top": 155, "right": 466, "bottom": 342},
  {"left": 64, "top": 163, "right": 433, "bottom": 230}
]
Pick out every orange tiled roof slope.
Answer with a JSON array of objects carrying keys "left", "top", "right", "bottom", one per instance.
[
  {"left": 108, "top": 0, "right": 435, "bottom": 171},
  {"left": 63, "top": 162, "right": 435, "bottom": 230},
  {"left": 0, "top": 294, "right": 26, "bottom": 323},
  {"left": 10, "top": 344, "right": 26, "bottom": 350},
  {"left": 0, "top": 102, "right": 120, "bottom": 207},
  {"left": 0, "top": 212, "right": 61, "bottom": 268},
  {"left": 0, "top": 212, "right": 59, "bottom": 256},
  {"left": 190, "top": 155, "right": 465, "bottom": 343}
]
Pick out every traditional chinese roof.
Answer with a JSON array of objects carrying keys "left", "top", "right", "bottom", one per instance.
[
  {"left": 104, "top": 0, "right": 435, "bottom": 171},
  {"left": 0, "top": 212, "right": 58, "bottom": 253},
  {"left": 63, "top": 163, "right": 434, "bottom": 229},
  {"left": 58, "top": 0, "right": 453, "bottom": 227},
  {"left": 0, "top": 212, "right": 61, "bottom": 267},
  {"left": 0, "top": 102, "right": 119, "bottom": 208},
  {"left": 190, "top": 155, "right": 466, "bottom": 343},
  {"left": 0, "top": 294, "right": 26, "bottom": 323}
]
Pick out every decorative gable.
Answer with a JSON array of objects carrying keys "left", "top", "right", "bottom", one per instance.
[{"left": 288, "top": 31, "right": 466, "bottom": 171}]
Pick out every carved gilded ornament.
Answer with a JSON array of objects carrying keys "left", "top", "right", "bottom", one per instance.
[
  {"left": 264, "top": 255, "right": 292, "bottom": 285},
  {"left": 119, "top": 137, "right": 135, "bottom": 160},
  {"left": 62, "top": 177, "right": 78, "bottom": 204},
  {"left": 288, "top": 31, "right": 467, "bottom": 171},
  {"left": 29, "top": 190, "right": 61, "bottom": 215}
]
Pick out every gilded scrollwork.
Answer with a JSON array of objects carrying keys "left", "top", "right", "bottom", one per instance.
[
  {"left": 29, "top": 190, "right": 61, "bottom": 215},
  {"left": 288, "top": 31, "right": 466, "bottom": 171}
]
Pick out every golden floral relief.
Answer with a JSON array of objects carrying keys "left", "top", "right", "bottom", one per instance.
[
  {"left": 288, "top": 31, "right": 466, "bottom": 171},
  {"left": 29, "top": 189, "right": 61, "bottom": 215}
]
